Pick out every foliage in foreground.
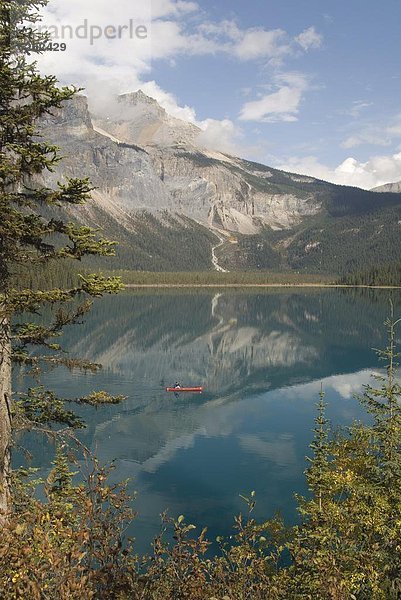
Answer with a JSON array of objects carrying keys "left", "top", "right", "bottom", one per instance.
[
  {"left": 1, "top": 452, "right": 137, "bottom": 600},
  {"left": 2, "top": 315, "right": 401, "bottom": 600},
  {"left": 0, "top": 0, "right": 125, "bottom": 517}
]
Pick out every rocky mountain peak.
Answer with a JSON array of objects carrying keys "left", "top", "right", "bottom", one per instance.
[
  {"left": 118, "top": 90, "right": 163, "bottom": 111},
  {"left": 94, "top": 89, "right": 200, "bottom": 149}
]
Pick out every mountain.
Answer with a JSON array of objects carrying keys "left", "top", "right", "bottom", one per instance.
[
  {"left": 37, "top": 91, "right": 401, "bottom": 274},
  {"left": 94, "top": 90, "right": 201, "bottom": 148},
  {"left": 371, "top": 181, "right": 401, "bottom": 193}
]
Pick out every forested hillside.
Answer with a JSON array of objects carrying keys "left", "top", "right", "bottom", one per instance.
[
  {"left": 217, "top": 206, "right": 401, "bottom": 274},
  {"left": 338, "top": 262, "right": 401, "bottom": 286}
]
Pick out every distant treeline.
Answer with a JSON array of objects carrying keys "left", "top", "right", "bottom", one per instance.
[
  {"left": 18, "top": 263, "right": 401, "bottom": 289},
  {"left": 338, "top": 262, "right": 401, "bottom": 287},
  {"left": 12, "top": 264, "right": 336, "bottom": 290},
  {"left": 12, "top": 261, "right": 86, "bottom": 290},
  {"left": 113, "top": 270, "right": 334, "bottom": 285}
]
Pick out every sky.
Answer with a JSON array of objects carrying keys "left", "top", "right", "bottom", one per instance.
[{"left": 36, "top": 0, "right": 401, "bottom": 189}]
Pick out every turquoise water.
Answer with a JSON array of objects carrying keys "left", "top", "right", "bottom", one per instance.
[{"left": 14, "top": 289, "right": 401, "bottom": 554}]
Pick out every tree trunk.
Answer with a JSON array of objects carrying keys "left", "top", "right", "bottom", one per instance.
[{"left": 0, "top": 316, "right": 11, "bottom": 523}]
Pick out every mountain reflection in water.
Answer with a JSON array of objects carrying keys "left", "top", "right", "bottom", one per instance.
[{"left": 15, "top": 289, "right": 401, "bottom": 553}]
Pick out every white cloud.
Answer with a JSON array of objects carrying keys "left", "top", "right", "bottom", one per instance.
[
  {"left": 342, "top": 132, "right": 392, "bottom": 149},
  {"left": 234, "top": 28, "right": 290, "bottom": 61},
  {"left": 342, "top": 100, "right": 374, "bottom": 119},
  {"left": 152, "top": 0, "right": 199, "bottom": 18},
  {"left": 34, "top": 1, "right": 323, "bottom": 162},
  {"left": 277, "top": 151, "right": 401, "bottom": 189},
  {"left": 341, "top": 114, "right": 401, "bottom": 149},
  {"left": 330, "top": 372, "right": 378, "bottom": 400},
  {"left": 198, "top": 21, "right": 322, "bottom": 63},
  {"left": 139, "top": 81, "right": 198, "bottom": 122},
  {"left": 295, "top": 26, "right": 323, "bottom": 51},
  {"left": 37, "top": 0, "right": 153, "bottom": 91},
  {"left": 37, "top": 0, "right": 226, "bottom": 94},
  {"left": 239, "top": 73, "right": 309, "bottom": 123},
  {"left": 197, "top": 20, "right": 292, "bottom": 62},
  {"left": 197, "top": 118, "right": 240, "bottom": 152},
  {"left": 387, "top": 121, "right": 401, "bottom": 136},
  {"left": 37, "top": 2, "right": 322, "bottom": 92},
  {"left": 239, "top": 87, "right": 301, "bottom": 122}
]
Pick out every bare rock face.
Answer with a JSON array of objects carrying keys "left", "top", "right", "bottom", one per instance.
[
  {"left": 38, "top": 96, "right": 173, "bottom": 227},
  {"left": 40, "top": 92, "right": 324, "bottom": 237},
  {"left": 93, "top": 90, "right": 201, "bottom": 149},
  {"left": 41, "top": 95, "right": 93, "bottom": 137},
  {"left": 149, "top": 147, "right": 321, "bottom": 233}
]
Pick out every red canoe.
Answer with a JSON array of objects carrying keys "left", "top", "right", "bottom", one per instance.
[{"left": 166, "top": 387, "right": 203, "bottom": 393}]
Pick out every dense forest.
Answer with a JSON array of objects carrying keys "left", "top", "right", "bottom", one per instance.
[
  {"left": 338, "top": 262, "right": 401, "bottom": 287},
  {"left": 110, "top": 270, "right": 333, "bottom": 285},
  {"left": 218, "top": 207, "right": 401, "bottom": 274},
  {"left": 97, "top": 204, "right": 401, "bottom": 275},
  {"left": 12, "top": 261, "right": 84, "bottom": 291},
  {"left": 13, "top": 265, "right": 334, "bottom": 291}
]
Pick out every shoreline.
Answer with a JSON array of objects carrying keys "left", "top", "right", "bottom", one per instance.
[{"left": 124, "top": 283, "right": 401, "bottom": 290}]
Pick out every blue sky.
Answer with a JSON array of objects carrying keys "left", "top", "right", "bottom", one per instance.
[{"left": 39, "top": 0, "right": 401, "bottom": 188}]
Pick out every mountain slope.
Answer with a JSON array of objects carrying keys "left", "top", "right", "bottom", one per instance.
[
  {"left": 217, "top": 206, "right": 401, "bottom": 273},
  {"left": 37, "top": 92, "right": 401, "bottom": 274}
]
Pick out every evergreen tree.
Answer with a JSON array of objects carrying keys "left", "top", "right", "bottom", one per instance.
[
  {"left": 288, "top": 305, "right": 401, "bottom": 599},
  {"left": 0, "top": 0, "right": 123, "bottom": 520}
]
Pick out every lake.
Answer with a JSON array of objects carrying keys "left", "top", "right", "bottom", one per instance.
[{"left": 14, "top": 288, "right": 401, "bottom": 554}]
